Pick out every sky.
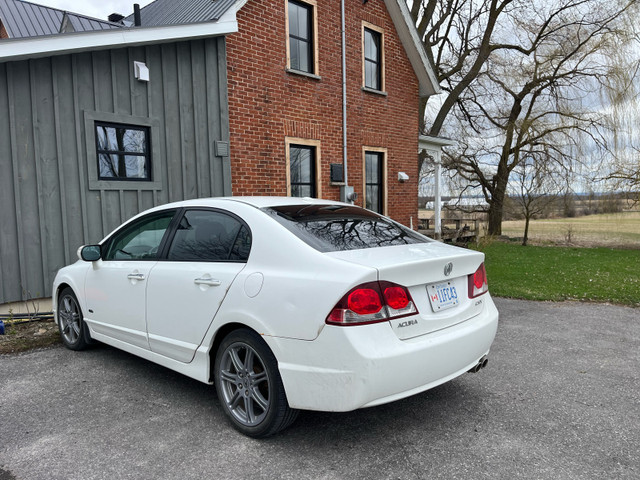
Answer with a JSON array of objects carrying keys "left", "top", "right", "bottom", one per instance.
[{"left": 27, "top": 0, "right": 155, "bottom": 22}]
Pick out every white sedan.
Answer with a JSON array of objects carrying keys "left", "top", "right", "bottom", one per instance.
[{"left": 53, "top": 197, "right": 498, "bottom": 437}]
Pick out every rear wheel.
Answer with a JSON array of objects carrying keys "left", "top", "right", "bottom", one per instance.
[
  {"left": 214, "top": 329, "right": 298, "bottom": 437},
  {"left": 57, "top": 288, "right": 90, "bottom": 351}
]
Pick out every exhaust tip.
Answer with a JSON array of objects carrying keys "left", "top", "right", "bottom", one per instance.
[{"left": 468, "top": 355, "right": 488, "bottom": 373}]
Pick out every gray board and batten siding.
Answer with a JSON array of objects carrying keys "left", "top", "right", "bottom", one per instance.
[{"left": 0, "top": 37, "right": 232, "bottom": 304}]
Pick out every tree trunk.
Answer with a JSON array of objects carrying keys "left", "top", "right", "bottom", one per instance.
[
  {"left": 487, "top": 166, "right": 510, "bottom": 236},
  {"left": 487, "top": 201, "right": 503, "bottom": 236},
  {"left": 522, "top": 216, "right": 530, "bottom": 246}
]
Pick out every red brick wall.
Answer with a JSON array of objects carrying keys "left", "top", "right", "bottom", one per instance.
[
  {"left": 0, "top": 20, "right": 9, "bottom": 39},
  {"left": 226, "top": 0, "right": 420, "bottom": 226}
]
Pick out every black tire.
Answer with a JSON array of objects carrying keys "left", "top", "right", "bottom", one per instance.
[
  {"left": 57, "top": 287, "right": 91, "bottom": 351},
  {"left": 214, "top": 328, "right": 298, "bottom": 437}
]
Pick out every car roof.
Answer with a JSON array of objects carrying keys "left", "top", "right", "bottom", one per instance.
[{"left": 162, "top": 196, "right": 352, "bottom": 210}]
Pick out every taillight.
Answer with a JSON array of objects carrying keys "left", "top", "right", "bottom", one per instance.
[
  {"left": 468, "top": 263, "right": 488, "bottom": 298},
  {"left": 327, "top": 281, "right": 418, "bottom": 326}
]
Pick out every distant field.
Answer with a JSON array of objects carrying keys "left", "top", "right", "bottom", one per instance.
[{"left": 501, "top": 211, "right": 640, "bottom": 248}]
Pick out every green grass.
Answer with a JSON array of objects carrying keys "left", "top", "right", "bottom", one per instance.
[{"left": 473, "top": 242, "right": 640, "bottom": 306}]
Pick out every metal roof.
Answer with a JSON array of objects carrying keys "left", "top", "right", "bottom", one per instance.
[
  {"left": 0, "top": 0, "right": 120, "bottom": 38},
  {"left": 125, "top": 0, "right": 239, "bottom": 26}
]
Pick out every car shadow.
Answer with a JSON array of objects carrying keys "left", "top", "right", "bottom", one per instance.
[{"left": 84, "top": 342, "right": 491, "bottom": 445}]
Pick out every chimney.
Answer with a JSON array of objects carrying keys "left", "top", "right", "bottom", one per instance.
[
  {"left": 108, "top": 13, "right": 125, "bottom": 23},
  {"left": 134, "top": 4, "right": 141, "bottom": 26}
]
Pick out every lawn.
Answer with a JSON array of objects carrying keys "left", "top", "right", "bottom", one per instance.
[{"left": 474, "top": 241, "right": 640, "bottom": 306}]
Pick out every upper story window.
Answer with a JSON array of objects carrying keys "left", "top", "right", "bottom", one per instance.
[
  {"left": 287, "top": 0, "right": 318, "bottom": 76},
  {"left": 363, "top": 23, "right": 384, "bottom": 92},
  {"left": 95, "top": 122, "right": 151, "bottom": 181}
]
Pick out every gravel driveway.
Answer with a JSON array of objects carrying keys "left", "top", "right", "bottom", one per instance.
[{"left": 0, "top": 298, "right": 638, "bottom": 480}]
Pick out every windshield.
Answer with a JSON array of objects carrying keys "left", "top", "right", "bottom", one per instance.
[{"left": 264, "top": 204, "right": 429, "bottom": 252}]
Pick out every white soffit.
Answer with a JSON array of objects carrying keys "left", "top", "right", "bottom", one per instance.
[
  {"left": 419, "top": 134, "right": 456, "bottom": 151},
  {"left": 0, "top": 18, "right": 238, "bottom": 64},
  {"left": 383, "top": 0, "right": 440, "bottom": 97}
]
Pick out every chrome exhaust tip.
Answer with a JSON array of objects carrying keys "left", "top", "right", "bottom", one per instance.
[{"left": 468, "top": 355, "right": 488, "bottom": 373}]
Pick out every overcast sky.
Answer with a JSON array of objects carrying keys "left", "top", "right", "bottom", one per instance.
[{"left": 29, "top": 0, "right": 155, "bottom": 21}]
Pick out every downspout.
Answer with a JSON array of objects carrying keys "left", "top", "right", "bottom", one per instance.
[
  {"left": 341, "top": 0, "right": 349, "bottom": 191},
  {"left": 339, "top": 0, "right": 356, "bottom": 204}
]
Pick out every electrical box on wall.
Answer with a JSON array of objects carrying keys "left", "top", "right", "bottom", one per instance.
[
  {"left": 340, "top": 185, "right": 357, "bottom": 204},
  {"left": 330, "top": 164, "right": 344, "bottom": 183}
]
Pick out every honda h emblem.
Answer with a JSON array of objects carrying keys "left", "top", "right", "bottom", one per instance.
[{"left": 444, "top": 262, "right": 453, "bottom": 277}]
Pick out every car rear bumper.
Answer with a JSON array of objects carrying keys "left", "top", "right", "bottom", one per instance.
[{"left": 265, "top": 294, "right": 499, "bottom": 412}]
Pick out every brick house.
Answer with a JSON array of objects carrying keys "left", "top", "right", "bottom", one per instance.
[{"left": 134, "top": 0, "right": 440, "bottom": 226}]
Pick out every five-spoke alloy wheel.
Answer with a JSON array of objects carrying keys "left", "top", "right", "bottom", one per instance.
[
  {"left": 57, "top": 287, "right": 90, "bottom": 350},
  {"left": 214, "top": 329, "right": 298, "bottom": 437}
]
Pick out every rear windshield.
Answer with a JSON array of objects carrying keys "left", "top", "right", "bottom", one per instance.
[{"left": 264, "top": 204, "right": 429, "bottom": 252}]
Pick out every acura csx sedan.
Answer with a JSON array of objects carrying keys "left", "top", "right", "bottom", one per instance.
[{"left": 53, "top": 197, "right": 498, "bottom": 437}]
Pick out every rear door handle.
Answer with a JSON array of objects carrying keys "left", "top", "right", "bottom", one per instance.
[
  {"left": 127, "top": 273, "right": 146, "bottom": 281},
  {"left": 194, "top": 277, "right": 222, "bottom": 287}
]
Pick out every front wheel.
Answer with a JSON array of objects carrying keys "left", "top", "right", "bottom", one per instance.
[
  {"left": 214, "top": 329, "right": 298, "bottom": 437},
  {"left": 57, "top": 287, "right": 91, "bottom": 351}
]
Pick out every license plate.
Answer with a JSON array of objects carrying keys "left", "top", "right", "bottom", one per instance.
[{"left": 427, "top": 282, "right": 459, "bottom": 312}]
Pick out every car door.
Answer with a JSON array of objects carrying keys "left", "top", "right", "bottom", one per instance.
[
  {"left": 145, "top": 209, "right": 251, "bottom": 362},
  {"left": 83, "top": 210, "right": 177, "bottom": 349}
]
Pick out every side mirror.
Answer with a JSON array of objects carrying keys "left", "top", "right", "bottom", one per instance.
[{"left": 79, "top": 245, "right": 102, "bottom": 262}]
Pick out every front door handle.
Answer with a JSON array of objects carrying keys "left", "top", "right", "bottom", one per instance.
[
  {"left": 127, "top": 273, "right": 146, "bottom": 281},
  {"left": 194, "top": 277, "right": 222, "bottom": 287}
]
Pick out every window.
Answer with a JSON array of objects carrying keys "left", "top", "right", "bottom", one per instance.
[
  {"left": 286, "top": 137, "right": 321, "bottom": 198},
  {"left": 287, "top": 0, "right": 317, "bottom": 75},
  {"left": 95, "top": 122, "right": 151, "bottom": 181},
  {"left": 363, "top": 148, "right": 387, "bottom": 215},
  {"left": 84, "top": 110, "right": 161, "bottom": 191},
  {"left": 266, "top": 204, "right": 428, "bottom": 252},
  {"left": 363, "top": 24, "right": 384, "bottom": 91},
  {"left": 167, "top": 210, "right": 251, "bottom": 262},
  {"left": 103, "top": 211, "right": 176, "bottom": 261},
  {"left": 289, "top": 145, "right": 316, "bottom": 197}
]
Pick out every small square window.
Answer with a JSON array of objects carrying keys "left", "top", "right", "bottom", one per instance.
[{"left": 95, "top": 122, "right": 151, "bottom": 181}]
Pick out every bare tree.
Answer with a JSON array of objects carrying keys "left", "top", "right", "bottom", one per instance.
[
  {"left": 510, "top": 153, "right": 564, "bottom": 245},
  {"left": 412, "top": 0, "right": 637, "bottom": 235}
]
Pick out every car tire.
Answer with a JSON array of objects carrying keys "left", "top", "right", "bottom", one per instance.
[
  {"left": 57, "top": 287, "right": 91, "bottom": 351},
  {"left": 214, "top": 328, "right": 298, "bottom": 437}
]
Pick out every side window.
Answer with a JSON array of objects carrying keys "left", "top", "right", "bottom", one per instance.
[
  {"left": 286, "top": 137, "right": 321, "bottom": 198},
  {"left": 362, "top": 23, "right": 385, "bottom": 92},
  {"left": 364, "top": 150, "right": 385, "bottom": 214},
  {"left": 167, "top": 210, "right": 252, "bottom": 262},
  {"left": 287, "top": 0, "right": 318, "bottom": 75},
  {"left": 103, "top": 211, "right": 175, "bottom": 261}
]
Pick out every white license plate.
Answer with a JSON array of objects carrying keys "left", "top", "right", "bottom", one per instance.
[{"left": 427, "top": 282, "right": 460, "bottom": 312}]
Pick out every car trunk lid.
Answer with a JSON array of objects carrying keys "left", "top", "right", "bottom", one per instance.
[{"left": 326, "top": 242, "right": 487, "bottom": 339}]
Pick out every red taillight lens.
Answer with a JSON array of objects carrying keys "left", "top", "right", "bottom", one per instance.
[
  {"left": 327, "top": 281, "right": 417, "bottom": 326},
  {"left": 348, "top": 288, "right": 383, "bottom": 315},
  {"left": 383, "top": 286, "right": 409, "bottom": 310},
  {"left": 468, "top": 263, "right": 488, "bottom": 298},
  {"left": 473, "top": 266, "right": 485, "bottom": 289}
]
